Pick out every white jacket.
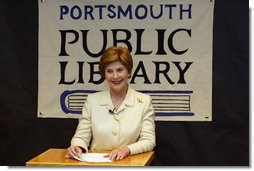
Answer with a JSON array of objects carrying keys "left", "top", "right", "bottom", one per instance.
[{"left": 71, "top": 87, "right": 156, "bottom": 155}]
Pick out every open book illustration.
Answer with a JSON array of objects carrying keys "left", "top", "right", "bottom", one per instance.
[{"left": 74, "top": 153, "right": 112, "bottom": 162}]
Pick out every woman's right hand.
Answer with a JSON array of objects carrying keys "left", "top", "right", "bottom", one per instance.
[{"left": 65, "top": 146, "right": 83, "bottom": 159}]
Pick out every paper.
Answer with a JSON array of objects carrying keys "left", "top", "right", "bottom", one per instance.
[{"left": 74, "top": 153, "right": 112, "bottom": 163}]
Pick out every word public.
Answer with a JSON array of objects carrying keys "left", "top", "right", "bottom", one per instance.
[{"left": 59, "top": 28, "right": 192, "bottom": 57}]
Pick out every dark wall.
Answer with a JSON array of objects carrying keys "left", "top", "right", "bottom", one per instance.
[{"left": 0, "top": 0, "right": 249, "bottom": 166}]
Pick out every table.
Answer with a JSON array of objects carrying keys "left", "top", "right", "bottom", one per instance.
[{"left": 26, "top": 148, "right": 154, "bottom": 166}]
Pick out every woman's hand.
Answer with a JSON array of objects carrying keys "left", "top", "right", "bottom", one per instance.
[
  {"left": 105, "top": 146, "right": 130, "bottom": 160},
  {"left": 65, "top": 146, "right": 83, "bottom": 159}
]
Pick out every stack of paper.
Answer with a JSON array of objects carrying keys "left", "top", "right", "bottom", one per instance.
[{"left": 74, "top": 153, "right": 112, "bottom": 163}]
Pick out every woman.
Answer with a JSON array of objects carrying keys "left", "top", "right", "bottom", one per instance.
[{"left": 65, "top": 46, "right": 156, "bottom": 161}]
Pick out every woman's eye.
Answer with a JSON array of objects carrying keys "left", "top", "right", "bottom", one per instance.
[
  {"left": 117, "top": 68, "right": 124, "bottom": 72},
  {"left": 106, "top": 70, "right": 113, "bottom": 74}
]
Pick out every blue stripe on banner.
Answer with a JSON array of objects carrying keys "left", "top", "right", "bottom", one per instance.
[
  {"left": 66, "top": 90, "right": 98, "bottom": 94},
  {"left": 156, "top": 112, "right": 195, "bottom": 116},
  {"left": 139, "top": 90, "right": 193, "bottom": 94}
]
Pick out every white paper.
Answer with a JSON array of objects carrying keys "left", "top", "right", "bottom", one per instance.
[{"left": 74, "top": 153, "right": 112, "bottom": 163}]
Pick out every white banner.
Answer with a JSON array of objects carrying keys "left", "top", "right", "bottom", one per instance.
[{"left": 38, "top": 0, "right": 215, "bottom": 121}]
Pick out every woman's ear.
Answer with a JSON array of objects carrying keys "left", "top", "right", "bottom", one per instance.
[{"left": 128, "top": 74, "right": 131, "bottom": 79}]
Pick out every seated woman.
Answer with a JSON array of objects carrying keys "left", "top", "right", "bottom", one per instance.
[{"left": 65, "top": 46, "right": 156, "bottom": 160}]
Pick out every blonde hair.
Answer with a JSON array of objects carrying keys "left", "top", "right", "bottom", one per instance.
[{"left": 99, "top": 46, "right": 133, "bottom": 78}]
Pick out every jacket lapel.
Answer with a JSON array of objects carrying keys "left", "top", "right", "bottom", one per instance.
[
  {"left": 99, "top": 87, "right": 135, "bottom": 114},
  {"left": 99, "top": 89, "right": 114, "bottom": 111},
  {"left": 116, "top": 87, "right": 135, "bottom": 114}
]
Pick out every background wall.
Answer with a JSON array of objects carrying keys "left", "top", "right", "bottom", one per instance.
[{"left": 0, "top": 0, "right": 249, "bottom": 166}]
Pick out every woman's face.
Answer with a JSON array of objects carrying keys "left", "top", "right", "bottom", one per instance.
[{"left": 105, "top": 61, "right": 129, "bottom": 93}]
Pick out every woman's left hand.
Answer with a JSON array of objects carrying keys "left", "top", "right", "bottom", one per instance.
[{"left": 105, "top": 146, "right": 130, "bottom": 160}]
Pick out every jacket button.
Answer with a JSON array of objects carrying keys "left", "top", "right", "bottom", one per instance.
[{"left": 112, "top": 131, "right": 117, "bottom": 136}]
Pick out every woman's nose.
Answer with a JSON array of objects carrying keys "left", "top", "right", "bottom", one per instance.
[{"left": 113, "top": 71, "right": 118, "bottom": 79}]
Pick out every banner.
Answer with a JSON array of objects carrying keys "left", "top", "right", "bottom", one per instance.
[{"left": 38, "top": 0, "right": 215, "bottom": 121}]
